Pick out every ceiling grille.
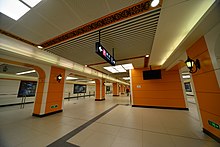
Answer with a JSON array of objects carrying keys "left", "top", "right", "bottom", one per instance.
[{"left": 45, "top": 8, "right": 161, "bottom": 65}]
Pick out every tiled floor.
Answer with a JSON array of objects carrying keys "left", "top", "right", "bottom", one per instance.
[{"left": 0, "top": 95, "right": 219, "bottom": 147}]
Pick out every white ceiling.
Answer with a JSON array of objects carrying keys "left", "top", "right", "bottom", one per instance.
[{"left": 0, "top": 0, "right": 219, "bottom": 82}]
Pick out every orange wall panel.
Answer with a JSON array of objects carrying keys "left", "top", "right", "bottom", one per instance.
[
  {"left": 131, "top": 68, "right": 186, "bottom": 108},
  {"left": 113, "top": 83, "right": 119, "bottom": 96},
  {"left": 196, "top": 93, "right": 220, "bottom": 116},
  {"left": 45, "top": 66, "right": 65, "bottom": 114},
  {"left": 192, "top": 71, "right": 220, "bottom": 93},
  {"left": 95, "top": 79, "right": 100, "bottom": 99},
  {"left": 133, "top": 90, "right": 185, "bottom": 99},
  {"left": 33, "top": 68, "right": 45, "bottom": 115},
  {"left": 186, "top": 36, "right": 220, "bottom": 139},
  {"left": 133, "top": 98, "right": 185, "bottom": 108},
  {"left": 200, "top": 110, "right": 220, "bottom": 138},
  {"left": 187, "top": 37, "right": 208, "bottom": 58}
]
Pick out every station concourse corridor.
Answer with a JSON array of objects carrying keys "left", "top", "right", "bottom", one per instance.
[
  {"left": 0, "top": 0, "right": 220, "bottom": 146},
  {"left": 0, "top": 94, "right": 219, "bottom": 147}
]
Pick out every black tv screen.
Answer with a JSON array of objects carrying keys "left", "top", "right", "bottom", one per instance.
[
  {"left": 143, "top": 69, "right": 162, "bottom": 80},
  {"left": 17, "top": 81, "right": 37, "bottom": 97},
  {"left": 74, "top": 84, "right": 86, "bottom": 93}
]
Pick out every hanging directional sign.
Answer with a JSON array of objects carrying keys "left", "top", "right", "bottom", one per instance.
[{"left": 95, "top": 42, "right": 116, "bottom": 66}]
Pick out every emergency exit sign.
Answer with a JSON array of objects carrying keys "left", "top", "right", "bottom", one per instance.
[
  {"left": 51, "top": 105, "right": 58, "bottom": 109},
  {"left": 208, "top": 120, "right": 220, "bottom": 129}
]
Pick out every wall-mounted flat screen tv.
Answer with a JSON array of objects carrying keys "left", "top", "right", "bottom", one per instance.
[
  {"left": 73, "top": 84, "right": 86, "bottom": 93},
  {"left": 143, "top": 69, "right": 162, "bottom": 80},
  {"left": 17, "top": 81, "right": 37, "bottom": 97}
]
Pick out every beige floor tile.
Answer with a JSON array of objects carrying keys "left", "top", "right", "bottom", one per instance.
[
  {"left": 171, "top": 136, "right": 209, "bottom": 147},
  {"left": 111, "top": 136, "right": 142, "bottom": 147},
  {"left": 87, "top": 122, "right": 120, "bottom": 136},
  {"left": 67, "top": 129, "right": 94, "bottom": 146},
  {"left": 117, "top": 127, "right": 142, "bottom": 141},
  {"left": 0, "top": 96, "right": 219, "bottom": 147},
  {"left": 81, "top": 132, "right": 116, "bottom": 147},
  {"left": 143, "top": 131, "right": 175, "bottom": 147}
]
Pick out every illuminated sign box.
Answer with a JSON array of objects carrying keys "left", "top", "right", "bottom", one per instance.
[
  {"left": 208, "top": 120, "right": 220, "bottom": 130},
  {"left": 96, "top": 42, "right": 116, "bottom": 66}
]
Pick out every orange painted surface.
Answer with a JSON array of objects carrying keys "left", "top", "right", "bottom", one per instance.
[
  {"left": 131, "top": 68, "right": 186, "bottom": 108},
  {"left": 113, "top": 83, "right": 119, "bottom": 96},
  {"left": 94, "top": 79, "right": 105, "bottom": 100},
  {"left": 186, "top": 36, "right": 220, "bottom": 138},
  {"left": 45, "top": 66, "right": 65, "bottom": 114},
  {"left": 102, "top": 80, "right": 105, "bottom": 99},
  {"left": 95, "top": 79, "right": 100, "bottom": 99}
]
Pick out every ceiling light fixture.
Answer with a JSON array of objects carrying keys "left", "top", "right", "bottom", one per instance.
[
  {"left": 0, "top": 0, "right": 42, "bottom": 21},
  {"left": 16, "top": 70, "right": 36, "bottom": 75},
  {"left": 114, "top": 65, "right": 126, "bottom": 72},
  {"left": 0, "top": 0, "right": 30, "bottom": 20},
  {"left": 151, "top": 0, "right": 160, "bottom": 7},
  {"left": 37, "top": 45, "right": 43, "bottom": 49},
  {"left": 66, "top": 76, "right": 78, "bottom": 80},
  {"left": 123, "top": 77, "right": 130, "bottom": 80},
  {"left": 21, "top": 0, "right": 42, "bottom": 8},
  {"left": 104, "top": 63, "right": 134, "bottom": 73},
  {"left": 145, "top": 54, "right": 149, "bottom": 57},
  {"left": 122, "top": 63, "right": 134, "bottom": 70}
]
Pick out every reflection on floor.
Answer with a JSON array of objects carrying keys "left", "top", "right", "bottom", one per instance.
[{"left": 0, "top": 95, "right": 219, "bottom": 147}]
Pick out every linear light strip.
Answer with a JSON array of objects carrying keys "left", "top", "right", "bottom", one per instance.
[{"left": 16, "top": 70, "right": 36, "bottom": 75}]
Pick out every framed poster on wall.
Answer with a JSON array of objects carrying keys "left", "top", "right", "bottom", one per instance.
[
  {"left": 17, "top": 81, "right": 37, "bottom": 97},
  {"left": 73, "top": 84, "right": 86, "bottom": 93}
]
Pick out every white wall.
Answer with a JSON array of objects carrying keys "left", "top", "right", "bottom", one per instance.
[
  {"left": 62, "top": 83, "right": 95, "bottom": 98},
  {"left": 0, "top": 79, "right": 35, "bottom": 106},
  {"left": 0, "top": 79, "right": 96, "bottom": 106}
]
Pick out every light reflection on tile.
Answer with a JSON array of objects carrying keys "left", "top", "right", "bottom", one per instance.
[{"left": 0, "top": 95, "right": 219, "bottom": 147}]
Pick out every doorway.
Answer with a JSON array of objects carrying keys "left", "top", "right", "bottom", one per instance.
[{"left": 180, "top": 69, "right": 201, "bottom": 123}]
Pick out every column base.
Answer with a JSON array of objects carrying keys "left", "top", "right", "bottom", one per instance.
[
  {"left": 203, "top": 128, "right": 220, "bottom": 143},
  {"left": 95, "top": 98, "right": 105, "bottom": 101},
  {"left": 32, "top": 109, "right": 63, "bottom": 117}
]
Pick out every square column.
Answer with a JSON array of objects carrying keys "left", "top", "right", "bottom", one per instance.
[
  {"left": 113, "top": 82, "right": 119, "bottom": 96},
  {"left": 95, "top": 79, "right": 105, "bottom": 101}
]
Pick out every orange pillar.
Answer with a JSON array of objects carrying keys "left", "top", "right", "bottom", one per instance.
[
  {"left": 186, "top": 36, "right": 220, "bottom": 141},
  {"left": 95, "top": 79, "right": 105, "bottom": 101},
  {"left": 113, "top": 83, "right": 119, "bottom": 96},
  {"left": 33, "top": 66, "right": 65, "bottom": 116}
]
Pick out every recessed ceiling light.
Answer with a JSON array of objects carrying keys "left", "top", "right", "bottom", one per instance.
[
  {"left": 16, "top": 70, "right": 36, "bottom": 75},
  {"left": 37, "top": 46, "right": 43, "bottom": 49},
  {"left": 22, "top": 0, "right": 42, "bottom": 8},
  {"left": 122, "top": 63, "right": 134, "bottom": 70},
  {"left": 114, "top": 65, "right": 126, "bottom": 73},
  {"left": 151, "top": 0, "right": 160, "bottom": 7},
  {"left": 88, "top": 81, "right": 95, "bottom": 84},
  {"left": 104, "top": 66, "right": 118, "bottom": 73},
  {"left": 66, "top": 76, "right": 78, "bottom": 80},
  {"left": 104, "top": 64, "right": 134, "bottom": 73},
  {"left": 0, "top": 0, "right": 30, "bottom": 20},
  {"left": 123, "top": 77, "right": 130, "bottom": 80}
]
